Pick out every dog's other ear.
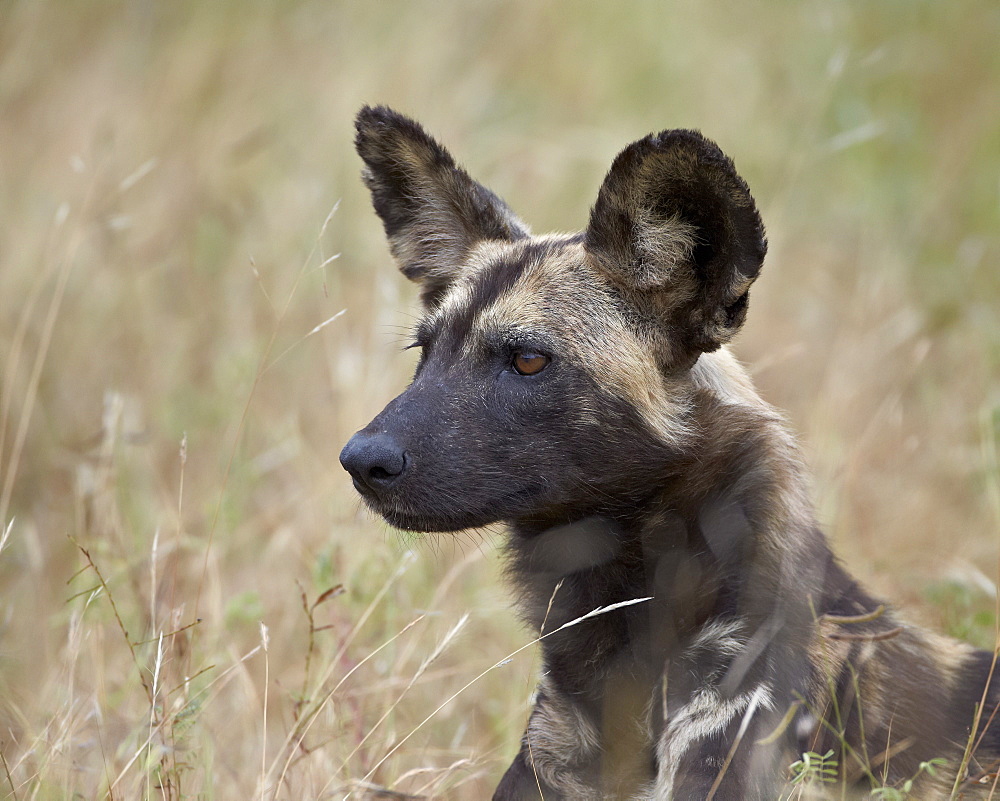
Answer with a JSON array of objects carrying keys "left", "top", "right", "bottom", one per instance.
[
  {"left": 584, "top": 130, "right": 766, "bottom": 360},
  {"left": 355, "top": 106, "right": 530, "bottom": 308}
]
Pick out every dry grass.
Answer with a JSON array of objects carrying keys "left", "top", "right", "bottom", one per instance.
[{"left": 0, "top": 1, "right": 998, "bottom": 798}]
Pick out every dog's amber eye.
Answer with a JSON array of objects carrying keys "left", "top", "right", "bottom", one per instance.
[{"left": 513, "top": 352, "right": 550, "bottom": 376}]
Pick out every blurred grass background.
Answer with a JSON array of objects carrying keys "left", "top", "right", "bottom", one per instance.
[{"left": 0, "top": 1, "right": 998, "bottom": 798}]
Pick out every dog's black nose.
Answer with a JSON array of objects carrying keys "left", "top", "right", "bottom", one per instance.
[{"left": 340, "top": 432, "right": 407, "bottom": 494}]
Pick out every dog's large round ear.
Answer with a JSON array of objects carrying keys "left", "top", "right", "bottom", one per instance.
[
  {"left": 584, "top": 130, "right": 766, "bottom": 358},
  {"left": 355, "top": 106, "right": 530, "bottom": 308}
]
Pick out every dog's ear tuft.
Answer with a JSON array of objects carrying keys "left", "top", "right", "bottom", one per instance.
[
  {"left": 355, "top": 106, "right": 530, "bottom": 308},
  {"left": 584, "top": 129, "right": 766, "bottom": 358}
]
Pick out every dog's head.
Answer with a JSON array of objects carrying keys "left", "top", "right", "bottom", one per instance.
[{"left": 341, "top": 106, "right": 766, "bottom": 532}]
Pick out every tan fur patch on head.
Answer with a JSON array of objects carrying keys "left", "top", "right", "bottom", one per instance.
[
  {"left": 469, "top": 240, "right": 694, "bottom": 445},
  {"left": 420, "top": 244, "right": 495, "bottom": 327},
  {"left": 420, "top": 239, "right": 517, "bottom": 329}
]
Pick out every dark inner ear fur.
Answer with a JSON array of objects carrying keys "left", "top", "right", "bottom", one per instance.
[
  {"left": 584, "top": 129, "right": 767, "bottom": 359},
  {"left": 354, "top": 105, "right": 529, "bottom": 308}
]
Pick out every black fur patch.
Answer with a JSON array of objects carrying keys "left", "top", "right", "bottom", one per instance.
[{"left": 441, "top": 241, "right": 556, "bottom": 347}]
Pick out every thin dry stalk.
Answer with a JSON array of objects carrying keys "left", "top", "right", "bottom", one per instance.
[
  {"left": 260, "top": 622, "right": 271, "bottom": 801},
  {"left": 269, "top": 616, "right": 427, "bottom": 797},
  {"left": 344, "top": 596, "right": 654, "bottom": 798},
  {"left": 70, "top": 537, "right": 153, "bottom": 704},
  {"left": 337, "top": 615, "right": 469, "bottom": 778}
]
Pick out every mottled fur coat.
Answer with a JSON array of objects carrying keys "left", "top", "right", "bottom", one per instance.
[{"left": 341, "top": 106, "right": 1000, "bottom": 799}]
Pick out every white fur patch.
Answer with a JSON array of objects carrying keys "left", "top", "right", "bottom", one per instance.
[{"left": 653, "top": 683, "right": 775, "bottom": 799}]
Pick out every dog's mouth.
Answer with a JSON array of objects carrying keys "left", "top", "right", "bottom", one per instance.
[
  {"left": 350, "top": 475, "right": 378, "bottom": 499},
  {"left": 380, "top": 506, "right": 484, "bottom": 533},
  {"left": 356, "top": 483, "right": 543, "bottom": 533},
  {"left": 363, "top": 498, "right": 497, "bottom": 533}
]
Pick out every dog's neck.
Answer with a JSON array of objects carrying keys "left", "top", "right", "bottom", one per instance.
[{"left": 503, "top": 362, "right": 832, "bottom": 698}]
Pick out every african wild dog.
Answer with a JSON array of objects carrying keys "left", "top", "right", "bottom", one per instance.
[{"left": 340, "top": 105, "right": 1000, "bottom": 799}]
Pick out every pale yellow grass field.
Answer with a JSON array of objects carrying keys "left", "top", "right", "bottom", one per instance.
[{"left": 0, "top": 2, "right": 998, "bottom": 798}]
